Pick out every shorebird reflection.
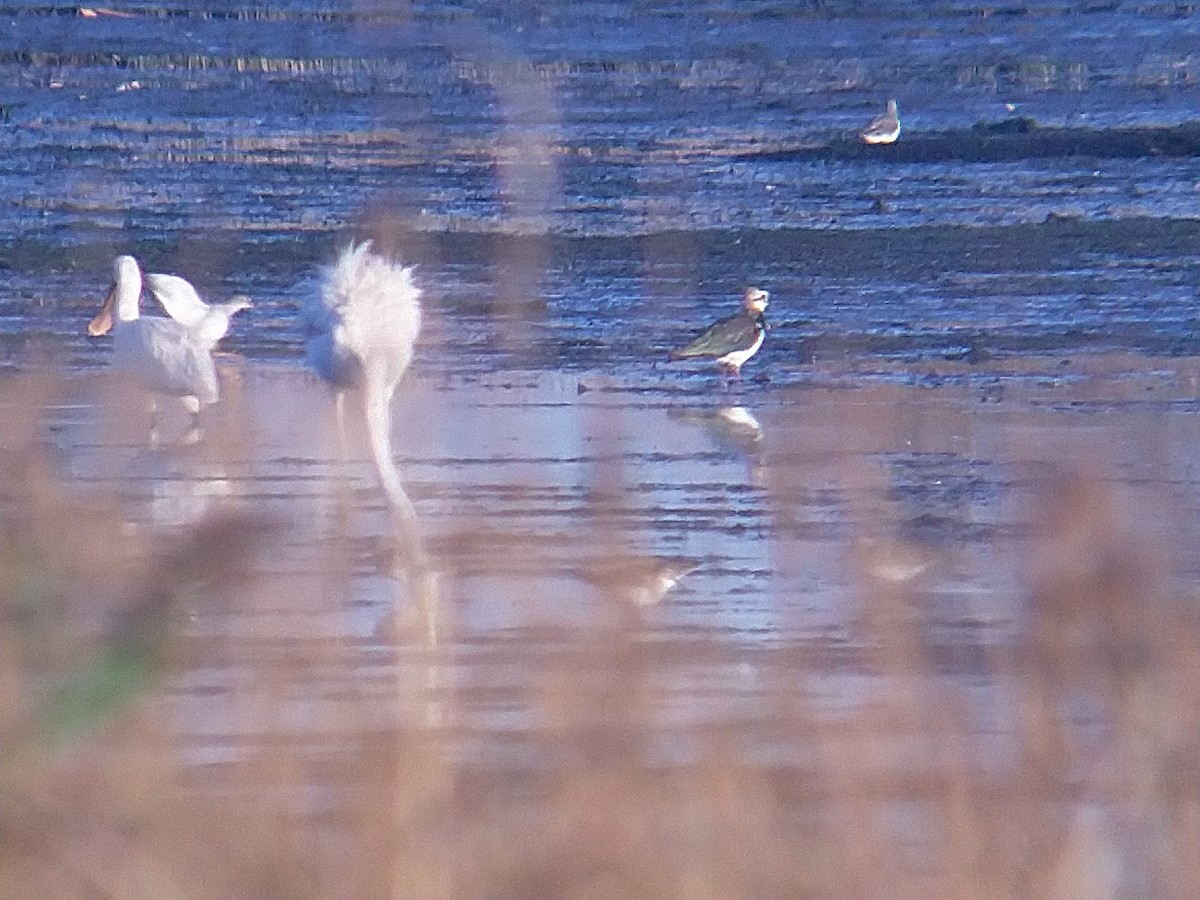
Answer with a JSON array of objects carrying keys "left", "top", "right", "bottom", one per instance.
[{"left": 670, "top": 405, "right": 764, "bottom": 455}]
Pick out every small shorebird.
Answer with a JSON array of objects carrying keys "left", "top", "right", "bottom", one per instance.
[
  {"left": 578, "top": 555, "right": 702, "bottom": 606},
  {"left": 87, "top": 255, "right": 231, "bottom": 419},
  {"left": 301, "top": 240, "right": 422, "bottom": 513},
  {"left": 668, "top": 287, "right": 769, "bottom": 377},
  {"left": 143, "top": 272, "right": 252, "bottom": 350},
  {"left": 860, "top": 99, "right": 901, "bottom": 145}
]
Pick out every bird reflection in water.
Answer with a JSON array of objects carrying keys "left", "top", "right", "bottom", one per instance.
[
  {"left": 135, "top": 446, "right": 239, "bottom": 534},
  {"left": 851, "top": 533, "right": 937, "bottom": 591},
  {"left": 669, "top": 404, "right": 766, "bottom": 485},
  {"left": 670, "top": 405, "right": 763, "bottom": 451}
]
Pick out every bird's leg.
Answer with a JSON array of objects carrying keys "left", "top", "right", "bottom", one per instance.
[
  {"left": 181, "top": 396, "right": 203, "bottom": 444},
  {"left": 148, "top": 396, "right": 163, "bottom": 446},
  {"left": 719, "top": 362, "right": 740, "bottom": 391},
  {"left": 334, "top": 390, "right": 348, "bottom": 462},
  {"left": 328, "top": 389, "right": 357, "bottom": 528}
]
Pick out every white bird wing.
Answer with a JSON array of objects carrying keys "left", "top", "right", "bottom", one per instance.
[
  {"left": 146, "top": 272, "right": 250, "bottom": 348},
  {"left": 326, "top": 241, "right": 422, "bottom": 384},
  {"left": 305, "top": 241, "right": 421, "bottom": 390},
  {"left": 145, "top": 273, "right": 211, "bottom": 330},
  {"left": 300, "top": 271, "right": 351, "bottom": 385}
]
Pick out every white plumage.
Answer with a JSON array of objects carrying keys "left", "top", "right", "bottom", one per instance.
[
  {"left": 302, "top": 240, "right": 422, "bottom": 510},
  {"left": 144, "top": 272, "right": 252, "bottom": 349},
  {"left": 88, "top": 255, "right": 222, "bottom": 416}
]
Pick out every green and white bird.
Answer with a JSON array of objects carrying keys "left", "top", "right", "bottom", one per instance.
[{"left": 668, "top": 287, "right": 769, "bottom": 376}]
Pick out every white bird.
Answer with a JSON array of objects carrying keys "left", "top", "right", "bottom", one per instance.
[
  {"left": 302, "top": 240, "right": 422, "bottom": 513},
  {"left": 87, "top": 255, "right": 220, "bottom": 417},
  {"left": 143, "top": 272, "right": 252, "bottom": 349}
]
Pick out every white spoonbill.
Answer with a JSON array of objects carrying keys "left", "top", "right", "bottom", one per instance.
[
  {"left": 87, "top": 255, "right": 220, "bottom": 417},
  {"left": 302, "top": 240, "right": 422, "bottom": 512},
  {"left": 144, "top": 272, "right": 252, "bottom": 349}
]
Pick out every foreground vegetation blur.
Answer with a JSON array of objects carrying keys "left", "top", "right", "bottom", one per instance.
[{"left": 2, "top": 365, "right": 1199, "bottom": 899}]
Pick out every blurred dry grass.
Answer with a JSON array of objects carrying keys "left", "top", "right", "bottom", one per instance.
[{"left": 2, "top": 369, "right": 1200, "bottom": 900}]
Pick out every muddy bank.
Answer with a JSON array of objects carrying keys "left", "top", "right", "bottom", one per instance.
[
  {"left": 7, "top": 215, "right": 1200, "bottom": 387},
  {"left": 757, "top": 119, "right": 1200, "bottom": 164}
]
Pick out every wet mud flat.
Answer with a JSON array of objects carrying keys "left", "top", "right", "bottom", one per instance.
[
  {"left": 10, "top": 213, "right": 1200, "bottom": 393},
  {"left": 4, "top": 355, "right": 1200, "bottom": 895},
  {"left": 761, "top": 118, "right": 1200, "bottom": 165}
]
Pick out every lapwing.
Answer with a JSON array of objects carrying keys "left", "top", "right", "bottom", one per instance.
[{"left": 668, "top": 287, "right": 769, "bottom": 377}]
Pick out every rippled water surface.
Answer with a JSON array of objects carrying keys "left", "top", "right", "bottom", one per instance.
[
  {"left": 28, "top": 364, "right": 1200, "bottom": 770},
  {"left": 4, "top": 1, "right": 1200, "bottom": 382},
  {"left": 5, "top": 4, "right": 1200, "bottom": 886}
]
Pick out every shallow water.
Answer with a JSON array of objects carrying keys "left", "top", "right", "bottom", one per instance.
[
  {"left": 21, "top": 360, "right": 1200, "bottom": 773},
  {"left": 5, "top": 4, "right": 1200, "bottom": 887},
  {"left": 4, "top": 1, "right": 1200, "bottom": 385}
]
